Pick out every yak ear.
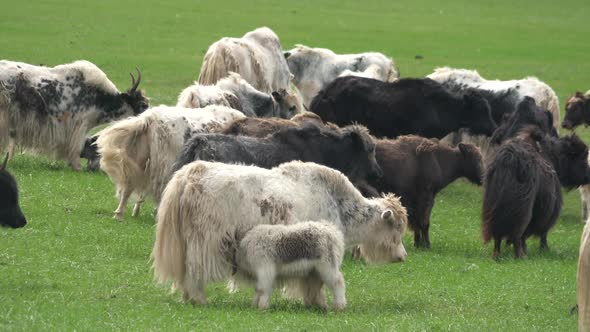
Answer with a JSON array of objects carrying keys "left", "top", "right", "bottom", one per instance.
[
  {"left": 0, "top": 152, "right": 8, "bottom": 171},
  {"left": 576, "top": 91, "right": 585, "bottom": 98},
  {"left": 190, "top": 93, "right": 200, "bottom": 108},
  {"left": 381, "top": 209, "right": 394, "bottom": 224},
  {"left": 283, "top": 51, "right": 291, "bottom": 59}
]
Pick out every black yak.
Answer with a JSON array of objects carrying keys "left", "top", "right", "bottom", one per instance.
[
  {"left": 482, "top": 127, "right": 590, "bottom": 258},
  {"left": 0, "top": 153, "right": 26, "bottom": 228}
]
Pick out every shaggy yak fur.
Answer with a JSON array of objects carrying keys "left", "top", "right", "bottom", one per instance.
[
  {"left": 97, "top": 105, "right": 245, "bottom": 219},
  {"left": 578, "top": 222, "right": 590, "bottom": 332},
  {"left": 427, "top": 66, "right": 561, "bottom": 128},
  {"left": 309, "top": 76, "right": 497, "bottom": 139},
  {"left": 0, "top": 60, "right": 149, "bottom": 170},
  {"left": 490, "top": 96, "right": 558, "bottom": 145},
  {"left": 358, "top": 136, "right": 483, "bottom": 248},
  {"left": 0, "top": 153, "right": 26, "bottom": 228},
  {"left": 284, "top": 44, "right": 399, "bottom": 107},
  {"left": 152, "top": 160, "right": 407, "bottom": 305},
  {"left": 219, "top": 111, "right": 325, "bottom": 137},
  {"left": 175, "top": 123, "right": 383, "bottom": 185},
  {"left": 234, "top": 221, "right": 346, "bottom": 310},
  {"left": 197, "top": 27, "right": 303, "bottom": 114},
  {"left": 177, "top": 72, "right": 301, "bottom": 118},
  {"left": 482, "top": 127, "right": 590, "bottom": 258}
]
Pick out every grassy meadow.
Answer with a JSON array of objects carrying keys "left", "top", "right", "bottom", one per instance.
[{"left": 1, "top": 0, "right": 590, "bottom": 330}]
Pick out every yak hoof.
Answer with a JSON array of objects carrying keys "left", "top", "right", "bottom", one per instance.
[{"left": 333, "top": 302, "right": 346, "bottom": 312}]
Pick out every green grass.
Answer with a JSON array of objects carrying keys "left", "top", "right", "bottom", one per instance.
[{"left": 1, "top": 0, "right": 589, "bottom": 330}]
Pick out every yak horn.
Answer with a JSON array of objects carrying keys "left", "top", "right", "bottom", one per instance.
[{"left": 129, "top": 68, "right": 142, "bottom": 92}]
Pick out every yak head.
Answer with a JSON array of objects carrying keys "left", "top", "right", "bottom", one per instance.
[
  {"left": 121, "top": 68, "right": 149, "bottom": 116},
  {"left": 0, "top": 153, "right": 26, "bottom": 228},
  {"left": 358, "top": 195, "right": 408, "bottom": 263},
  {"left": 554, "top": 134, "right": 590, "bottom": 188},
  {"left": 458, "top": 143, "right": 484, "bottom": 186},
  {"left": 562, "top": 91, "right": 590, "bottom": 130}
]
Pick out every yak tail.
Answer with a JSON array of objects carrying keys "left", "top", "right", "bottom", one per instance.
[
  {"left": 96, "top": 114, "right": 151, "bottom": 194},
  {"left": 579, "top": 222, "right": 590, "bottom": 332},
  {"left": 481, "top": 149, "right": 536, "bottom": 243},
  {"left": 152, "top": 175, "right": 187, "bottom": 288},
  {"left": 198, "top": 43, "right": 239, "bottom": 86}
]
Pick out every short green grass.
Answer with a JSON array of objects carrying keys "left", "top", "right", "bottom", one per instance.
[{"left": 1, "top": 0, "right": 589, "bottom": 330}]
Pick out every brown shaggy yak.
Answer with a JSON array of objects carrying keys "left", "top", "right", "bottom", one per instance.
[{"left": 358, "top": 136, "right": 484, "bottom": 248}]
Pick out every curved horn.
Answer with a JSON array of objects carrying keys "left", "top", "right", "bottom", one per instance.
[
  {"left": 131, "top": 67, "right": 141, "bottom": 91},
  {"left": 129, "top": 68, "right": 142, "bottom": 92},
  {"left": 1, "top": 152, "right": 8, "bottom": 171}
]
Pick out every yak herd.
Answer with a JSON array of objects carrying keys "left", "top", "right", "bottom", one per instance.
[{"left": 0, "top": 26, "right": 589, "bottom": 321}]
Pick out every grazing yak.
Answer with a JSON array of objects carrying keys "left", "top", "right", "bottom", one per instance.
[
  {"left": 579, "top": 222, "right": 590, "bottom": 332},
  {"left": 234, "top": 221, "right": 346, "bottom": 311},
  {"left": 357, "top": 137, "right": 484, "bottom": 248},
  {"left": 490, "top": 96, "right": 557, "bottom": 146},
  {"left": 428, "top": 66, "right": 560, "bottom": 150},
  {"left": 152, "top": 160, "right": 408, "bottom": 305},
  {"left": 0, "top": 60, "right": 149, "bottom": 170},
  {"left": 562, "top": 90, "right": 590, "bottom": 223},
  {"left": 219, "top": 111, "right": 325, "bottom": 137},
  {"left": 174, "top": 124, "right": 383, "bottom": 187},
  {"left": 482, "top": 127, "right": 590, "bottom": 258},
  {"left": 177, "top": 72, "right": 299, "bottom": 119},
  {"left": 198, "top": 27, "right": 303, "bottom": 114},
  {"left": 97, "top": 105, "right": 245, "bottom": 219},
  {"left": 284, "top": 45, "right": 399, "bottom": 107},
  {"left": 0, "top": 153, "right": 26, "bottom": 228},
  {"left": 309, "top": 76, "right": 497, "bottom": 139}
]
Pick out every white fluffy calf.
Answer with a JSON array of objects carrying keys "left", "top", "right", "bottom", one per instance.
[
  {"left": 97, "top": 105, "right": 245, "bottom": 219},
  {"left": 152, "top": 160, "right": 407, "bottom": 305},
  {"left": 579, "top": 222, "right": 590, "bottom": 332},
  {"left": 235, "top": 221, "right": 346, "bottom": 310}
]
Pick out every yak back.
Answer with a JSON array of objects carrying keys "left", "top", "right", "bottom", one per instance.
[{"left": 310, "top": 76, "right": 494, "bottom": 138}]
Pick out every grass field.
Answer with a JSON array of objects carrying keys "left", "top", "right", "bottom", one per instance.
[{"left": 1, "top": 0, "right": 590, "bottom": 330}]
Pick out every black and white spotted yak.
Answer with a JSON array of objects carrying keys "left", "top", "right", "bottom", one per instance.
[{"left": 0, "top": 60, "right": 149, "bottom": 170}]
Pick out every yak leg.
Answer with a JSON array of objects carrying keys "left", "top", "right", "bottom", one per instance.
[
  {"left": 540, "top": 233, "right": 549, "bottom": 250},
  {"left": 183, "top": 277, "right": 207, "bottom": 306},
  {"left": 254, "top": 266, "right": 276, "bottom": 310},
  {"left": 302, "top": 274, "right": 327, "bottom": 309},
  {"left": 317, "top": 265, "right": 346, "bottom": 311},
  {"left": 414, "top": 192, "right": 435, "bottom": 249},
  {"left": 68, "top": 149, "right": 81, "bottom": 171},
  {"left": 512, "top": 236, "right": 526, "bottom": 259},
  {"left": 7, "top": 131, "right": 16, "bottom": 160},
  {"left": 493, "top": 238, "right": 502, "bottom": 259},
  {"left": 113, "top": 186, "right": 133, "bottom": 220},
  {"left": 132, "top": 194, "right": 145, "bottom": 217},
  {"left": 582, "top": 185, "right": 590, "bottom": 224}
]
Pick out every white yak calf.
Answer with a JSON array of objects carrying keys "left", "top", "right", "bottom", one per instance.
[
  {"left": 235, "top": 222, "right": 346, "bottom": 311},
  {"left": 97, "top": 105, "right": 245, "bottom": 219},
  {"left": 152, "top": 160, "right": 408, "bottom": 306}
]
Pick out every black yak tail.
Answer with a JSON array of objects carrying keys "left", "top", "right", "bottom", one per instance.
[{"left": 482, "top": 144, "right": 537, "bottom": 243}]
